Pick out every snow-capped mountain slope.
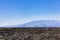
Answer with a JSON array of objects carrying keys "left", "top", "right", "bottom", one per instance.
[{"left": 13, "top": 20, "right": 60, "bottom": 27}]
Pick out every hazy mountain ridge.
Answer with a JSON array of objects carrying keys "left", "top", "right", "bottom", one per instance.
[{"left": 12, "top": 20, "right": 60, "bottom": 27}]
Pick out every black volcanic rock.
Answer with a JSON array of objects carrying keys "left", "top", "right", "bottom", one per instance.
[{"left": 0, "top": 28, "right": 60, "bottom": 40}]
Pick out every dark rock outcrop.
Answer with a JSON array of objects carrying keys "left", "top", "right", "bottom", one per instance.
[{"left": 0, "top": 28, "right": 60, "bottom": 40}]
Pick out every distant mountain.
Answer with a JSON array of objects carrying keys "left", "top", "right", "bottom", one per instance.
[{"left": 12, "top": 20, "right": 60, "bottom": 27}]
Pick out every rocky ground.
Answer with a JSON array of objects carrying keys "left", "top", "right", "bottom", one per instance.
[{"left": 0, "top": 27, "right": 60, "bottom": 40}]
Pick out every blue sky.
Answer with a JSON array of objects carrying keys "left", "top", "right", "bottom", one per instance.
[{"left": 0, "top": 0, "right": 60, "bottom": 26}]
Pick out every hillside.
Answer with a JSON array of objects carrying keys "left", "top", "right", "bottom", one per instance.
[
  {"left": 11, "top": 20, "right": 60, "bottom": 27},
  {"left": 0, "top": 28, "right": 60, "bottom": 40}
]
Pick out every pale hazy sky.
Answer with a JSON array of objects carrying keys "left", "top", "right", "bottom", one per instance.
[{"left": 0, "top": 0, "right": 60, "bottom": 26}]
